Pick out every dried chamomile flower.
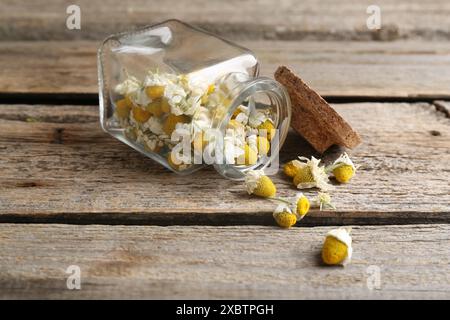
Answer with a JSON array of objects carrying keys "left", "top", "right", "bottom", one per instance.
[
  {"left": 314, "top": 192, "right": 336, "bottom": 211},
  {"left": 271, "top": 192, "right": 310, "bottom": 219},
  {"left": 146, "top": 85, "right": 165, "bottom": 99},
  {"left": 245, "top": 170, "right": 276, "bottom": 198},
  {"left": 115, "top": 76, "right": 141, "bottom": 97},
  {"left": 115, "top": 97, "right": 133, "bottom": 119},
  {"left": 294, "top": 193, "right": 311, "bottom": 218},
  {"left": 256, "top": 136, "right": 270, "bottom": 156},
  {"left": 132, "top": 106, "right": 151, "bottom": 123},
  {"left": 322, "top": 227, "right": 353, "bottom": 266},
  {"left": 327, "top": 153, "right": 356, "bottom": 183},
  {"left": 257, "top": 119, "right": 276, "bottom": 140},
  {"left": 163, "top": 114, "right": 190, "bottom": 135},
  {"left": 273, "top": 205, "right": 297, "bottom": 228},
  {"left": 283, "top": 160, "right": 302, "bottom": 178},
  {"left": 293, "top": 156, "right": 331, "bottom": 191},
  {"left": 244, "top": 144, "right": 258, "bottom": 165}
]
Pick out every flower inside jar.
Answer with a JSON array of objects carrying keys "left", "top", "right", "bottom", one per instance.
[{"left": 113, "top": 70, "right": 277, "bottom": 172}]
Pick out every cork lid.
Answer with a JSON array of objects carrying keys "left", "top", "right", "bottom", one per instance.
[{"left": 274, "top": 66, "right": 362, "bottom": 153}]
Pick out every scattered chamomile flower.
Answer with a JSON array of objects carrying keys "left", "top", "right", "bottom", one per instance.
[
  {"left": 326, "top": 153, "right": 357, "bottom": 183},
  {"left": 283, "top": 159, "right": 302, "bottom": 178},
  {"left": 322, "top": 227, "right": 353, "bottom": 266},
  {"left": 294, "top": 193, "right": 310, "bottom": 218},
  {"left": 244, "top": 170, "right": 276, "bottom": 198},
  {"left": 270, "top": 192, "right": 310, "bottom": 220},
  {"left": 273, "top": 205, "right": 297, "bottom": 228},
  {"left": 293, "top": 156, "right": 331, "bottom": 191},
  {"left": 314, "top": 192, "right": 336, "bottom": 211}
]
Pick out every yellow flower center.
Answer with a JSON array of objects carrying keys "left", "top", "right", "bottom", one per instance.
[
  {"left": 333, "top": 165, "right": 355, "bottom": 183},
  {"left": 293, "top": 166, "right": 314, "bottom": 186},
  {"left": 132, "top": 106, "right": 151, "bottom": 123},
  {"left": 163, "top": 114, "right": 190, "bottom": 135},
  {"left": 296, "top": 196, "right": 310, "bottom": 216},
  {"left": 207, "top": 84, "right": 215, "bottom": 95},
  {"left": 322, "top": 236, "right": 348, "bottom": 265},
  {"left": 227, "top": 119, "right": 244, "bottom": 131},
  {"left": 256, "top": 136, "right": 270, "bottom": 156},
  {"left": 257, "top": 120, "right": 275, "bottom": 141},
  {"left": 273, "top": 211, "right": 297, "bottom": 228},
  {"left": 146, "top": 99, "right": 164, "bottom": 117},
  {"left": 244, "top": 144, "right": 258, "bottom": 165},
  {"left": 161, "top": 98, "right": 171, "bottom": 113},
  {"left": 115, "top": 98, "right": 132, "bottom": 119},
  {"left": 283, "top": 160, "right": 300, "bottom": 178},
  {"left": 145, "top": 85, "right": 165, "bottom": 99},
  {"left": 253, "top": 175, "right": 276, "bottom": 198}
]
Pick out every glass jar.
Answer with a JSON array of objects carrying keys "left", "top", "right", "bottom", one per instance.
[{"left": 98, "top": 19, "right": 291, "bottom": 180}]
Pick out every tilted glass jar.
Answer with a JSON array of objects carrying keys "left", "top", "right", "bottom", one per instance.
[{"left": 98, "top": 19, "right": 291, "bottom": 180}]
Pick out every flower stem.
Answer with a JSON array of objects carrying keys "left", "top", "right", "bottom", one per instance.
[{"left": 269, "top": 197, "right": 292, "bottom": 205}]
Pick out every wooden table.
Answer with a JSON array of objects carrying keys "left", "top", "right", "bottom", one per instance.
[{"left": 0, "top": 0, "right": 449, "bottom": 299}]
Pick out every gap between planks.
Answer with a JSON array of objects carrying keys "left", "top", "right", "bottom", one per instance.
[{"left": 2, "top": 93, "right": 450, "bottom": 107}]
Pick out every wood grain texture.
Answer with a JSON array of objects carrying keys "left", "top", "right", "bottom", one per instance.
[
  {"left": 2, "top": 40, "right": 450, "bottom": 98},
  {"left": 2, "top": 0, "right": 450, "bottom": 41},
  {"left": 0, "top": 223, "right": 449, "bottom": 299},
  {"left": 0, "top": 103, "right": 448, "bottom": 225}
]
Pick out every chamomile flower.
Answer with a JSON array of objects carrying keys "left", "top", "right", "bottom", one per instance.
[
  {"left": 257, "top": 119, "right": 276, "bottom": 140},
  {"left": 114, "top": 76, "right": 141, "bottom": 97},
  {"left": 164, "top": 82, "right": 188, "bottom": 114},
  {"left": 142, "top": 116, "right": 164, "bottom": 136},
  {"left": 327, "top": 153, "right": 357, "bottom": 183},
  {"left": 132, "top": 106, "right": 151, "bottom": 123},
  {"left": 314, "top": 192, "right": 336, "bottom": 211},
  {"left": 322, "top": 227, "right": 353, "bottom": 266},
  {"left": 283, "top": 160, "right": 302, "bottom": 178},
  {"left": 233, "top": 105, "right": 249, "bottom": 121},
  {"left": 144, "top": 71, "right": 173, "bottom": 87},
  {"left": 134, "top": 87, "right": 151, "bottom": 106},
  {"left": 224, "top": 127, "right": 246, "bottom": 164},
  {"left": 293, "top": 156, "right": 331, "bottom": 191},
  {"left": 114, "top": 97, "right": 132, "bottom": 119},
  {"left": 270, "top": 192, "right": 310, "bottom": 219},
  {"left": 235, "top": 110, "right": 249, "bottom": 125},
  {"left": 248, "top": 110, "right": 268, "bottom": 127},
  {"left": 163, "top": 114, "right": 190, "bottom": 135},
  {"left": 293, "top": 193, "right": 311, "bottom": 217},
  {"left": 272, "top": 205, "right": 297, "bottom": 228},
  {"left": 244, "top": 170, "right": 276, "bottom": 198}
]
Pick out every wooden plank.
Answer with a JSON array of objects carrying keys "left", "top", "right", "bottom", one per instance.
[
  {"left": 0, "top": 223, "right": 449, "bottom": 299},
  {"left": 2, "top": 40, "right": 450, "bottom": 98},
  {"left": 0, "top": 102, "right": 448, "bottom": 225},
  {"left": 2, "top": 0, "right": 450, "bottom": 41}
]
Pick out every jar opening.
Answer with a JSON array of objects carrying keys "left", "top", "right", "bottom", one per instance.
[{"left": 213, "top": 76, "right": 291, "bottom": 180}]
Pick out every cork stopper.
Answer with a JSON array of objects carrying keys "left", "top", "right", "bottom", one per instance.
[{"left": 274, "top": 66, "right": 362, "bottom": 153}]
